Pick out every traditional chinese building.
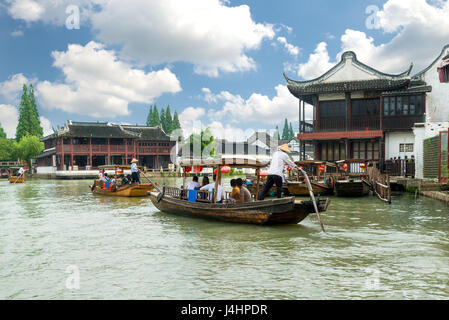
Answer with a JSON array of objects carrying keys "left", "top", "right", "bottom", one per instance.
[
  {"left": 285, "top": 51, "right": 432, "bottom": 168},
  {"left": 37, "top": 121, "right": 176, "bottom": 172}
]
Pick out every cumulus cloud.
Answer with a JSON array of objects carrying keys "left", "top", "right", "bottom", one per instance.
[
  {"left": 277, "top": 37, "right": 300, "bottom": 56},
  {"left": 204, "top": 85, "right": 313, "bottom": 125},
  {"left": 39, "top": 116, "right": 53, "bottom": 136},
  {"left": 293, "top": 0, "right": 449, "bottom": 80},
  {"left": 90, "top": 0, "right": 275, "bottom": 77},
  {"left": 0, "top": 104, "right": 19, "bottom": 138},
  {"left": 36, "top": 41, "right": 181, "bottom": 117},
  {"left": 0, "top": 73, "right": 36, "bottom": 104}
]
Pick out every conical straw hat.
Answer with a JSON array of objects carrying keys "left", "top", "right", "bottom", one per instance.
[
  {"left": 131, "top": 158, "right": 139, "bottom": 163},
  {"left": 279, "top": 144, "right": 291, "bottom": 153}
]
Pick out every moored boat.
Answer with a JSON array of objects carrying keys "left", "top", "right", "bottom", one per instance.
[
  {"left": 335, "top": 180, "right": 371, "bottom": 197},
  {"left": 286, "top": 180, "right": 332, "bottom": 196},
  {"left": 8, "top": 167, "right": 26, "bottom": 184},
  {"left": 149, "top": 158, "right": 331, "bottom": 226}
]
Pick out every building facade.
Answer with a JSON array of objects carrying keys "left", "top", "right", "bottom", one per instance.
[
  {"left": 285, "top": 51, "right": 432, "bottom": 168},
  {"left": 37, "top": 121, "right": 176, "bottom": 172}
]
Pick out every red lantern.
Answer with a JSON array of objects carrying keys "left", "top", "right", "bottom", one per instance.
[
  {"left": 220, "top": 166, "right": 231, "bottom": 173},
  {"left": 214, "top": 168, "right": 217, "bottom": 174},
  {"left": 360, "top": 163, "right": 366, "bottom": 170},
  {"left": 193, "top": 166, "right": 203, "bottom": 173},
  {"left": 342, "top": 163, "right": 348, "bottom": 172},
  {"left": 258, "top": 170, "right": 268, "bottom": 177},
  {"left": 185, "top": 166, "right": 192, "bottom": 173},
  {"left": 319, "top": 164, "right": 325, "bottom": 172}
]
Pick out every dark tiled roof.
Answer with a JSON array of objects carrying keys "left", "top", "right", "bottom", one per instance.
[
  {"left": 42, "top": 121, "right": 171, "bottom": 141},
  {"left": 287, "top": 78, "right": 411, "bottom": 98}
]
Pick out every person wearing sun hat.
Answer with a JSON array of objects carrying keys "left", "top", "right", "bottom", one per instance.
[
  {"left": 130, "top": 158, "right": 140, "bottom": 184},
  {"left": 259, "top": 144, "right": 298, "bottom": 200}
]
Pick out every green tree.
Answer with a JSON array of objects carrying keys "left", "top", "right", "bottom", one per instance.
[
  {"left": 186, "top": 128, "right": 215, "bottom": 158},
  {"left": 289, "top": 122, "right": 295, "bottom": 140},
  {"left": 165, "top": 105, "right": 173, "bottom": 134},
  {"left": 172, "top": 111, "right": 183, "bottom": 141},
  {"left": 28, "top": 85, "right": 43, "bottom": 137},
  {"left": 274, "top": 126, "right": 280, "bottom": 141},
  {"left": 146, "top": 105, "right": 153, "bottom": 126},
  {"left": 160, "top": 106, "right": 166, "bottom": 131},
  {"left": 151, "top": 104, "right": 160, "bottom": 126},
  {"left": 15, "top": 135, "right": 44, "bottom": 165},
  {"left": 0, "top": 138, "right": 16, "bottom": 161},
  {"left": 0, "top": 122, "right": 6, "bottom": 139},
  {"left": 15, "top": 84, "right": 43, "bottom": 141},
  {"left": 282, "top": 118, "right": 289, "bottom": 140}
]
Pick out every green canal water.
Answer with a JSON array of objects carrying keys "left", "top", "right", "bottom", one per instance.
[{"left": 1, "top": 178, "right": 449, "bottom": 299}]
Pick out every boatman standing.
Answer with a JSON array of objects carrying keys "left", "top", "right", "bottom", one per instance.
[
  {"left": 18, "top": 167, "right": 25, "bottom": 177},
  {"left": 130, "top": 158, "right": 140, "bottom": 184},
  {"left": 259, "top": 144, "right": 298, "bottom": 200}
]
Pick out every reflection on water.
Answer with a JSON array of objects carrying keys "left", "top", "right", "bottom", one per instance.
[{"left": 0, "top": 178, "right": 449, "bottom": 299}]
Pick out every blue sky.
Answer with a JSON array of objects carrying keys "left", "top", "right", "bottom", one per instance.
[{"left": 0, "top": 0, "right": 448, "bottom": 140}]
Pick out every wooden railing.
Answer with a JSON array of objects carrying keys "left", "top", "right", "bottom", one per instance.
[
  {"left": 384, "top": 159, "right": 415, "bottom": 177},
  {"left": 351, "top": 116, "right": 380, "bottom": 130},
  {"left": 368, "top": 166, "right": 391, "bottom": 204}
]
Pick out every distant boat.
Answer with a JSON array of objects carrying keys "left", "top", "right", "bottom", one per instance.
[
  {"left": 335, "top": 180, "right": 371, "bottom": 197},
  {"left": 90, "top": 165, "right": 154, "bottom": 197},
  {"left": 8, "top": 167, "right": 25, "bottom": 184}
]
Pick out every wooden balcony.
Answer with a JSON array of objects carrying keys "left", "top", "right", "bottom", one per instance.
[{"left": 382, "top": 115, "right": 425, "bottom": 130}]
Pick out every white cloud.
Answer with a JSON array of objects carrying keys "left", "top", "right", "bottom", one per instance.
[
  {"left": 7, "top": 0, "right": 44, "bottom": 22},
  {"left": 209, "top": 121, "right": 254, "bottom": 142},
  {"left": 39, "top": 116, "right": 53, "bottom": 136},
  {"left": 36, "top": 41, "right": 181, "bottom": 118},
  {"left": 0, "top": 104, "right": 18, "bottom": 138},
  {"left": 204, "top": 85, "right": 313, "bottom": 125},
  {"left": 0, "top": 73, "right": 35, "bottom": 104},
  {"left": 293, "top": 0, "right": 449, "bottom": 80},
  {"left": 277, "top": 37, "right": 300, "bottom": 56},
  {"left": 90, "top": 0, "right": 275, "bottom": 77},
  {"left": 296, "top": 42, "right": 335, "bottom": 80}
]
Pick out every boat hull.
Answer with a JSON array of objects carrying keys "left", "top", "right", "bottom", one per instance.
[
  {"left": 335, "top": 180, "right": 370, "bottom": 197},
  {"left": 91, "top": 183, "right": 154, "bottom": 197},
  {"left": 148, "top": 192, "right": 330, "bottom": 225},
  {"left": 9, "top": 176, "right": 25, "bottom": 183},
  {"left": 286, "top": 181, "right": 331, "bottom": 196}
]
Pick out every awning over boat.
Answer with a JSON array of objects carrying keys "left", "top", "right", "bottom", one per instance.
[
  {"left": 438, "top": 59, "right": 449, "bottom": 69},
  {"left": 179, "top": 157, "right": 270, "bottom": 169}
]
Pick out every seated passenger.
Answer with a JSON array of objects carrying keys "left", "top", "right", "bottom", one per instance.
[
  {"left": 236, "top": 178, "right": 251, "bottom": 203},
  {"left": 229, "top": 179, "right": 241, "bottom": 202},
  {"left": 200, "top": 174, "right": 225, "bottom": 203},
  {"left": 185, "top": 176, "right": 201, "bottom": 190}
]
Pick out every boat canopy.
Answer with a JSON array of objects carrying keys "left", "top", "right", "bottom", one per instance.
[
  {"left": 179, "top": 157, "right": 269, "bottom": 169},
  {"left": 98, "top": 165, "right": 143, "bottom": 170}
]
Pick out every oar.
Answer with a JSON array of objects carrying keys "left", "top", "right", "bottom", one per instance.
[
  {"left": 140, "top": 171, "right": 162, "bottom": 193},
  {"left": 297, "top": 168, "right": 325, "bottom": 233},
  {"left": 13, "top": 171, "right": 24, "bottom": 184}
]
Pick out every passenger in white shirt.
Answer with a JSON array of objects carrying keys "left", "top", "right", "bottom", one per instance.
[
  {"left": 185, "top": 176, "right": 201, "bottom": 190},
  {"left": 259, "top": 144, "right": 298, "bottom": 200},
  {"left": 200, "top": 174, "right": 225, "bottom": 203}
]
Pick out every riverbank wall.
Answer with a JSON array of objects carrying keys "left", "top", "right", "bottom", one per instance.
[{"left": 392, "top": 177, "right": 449, "bottom": 204}]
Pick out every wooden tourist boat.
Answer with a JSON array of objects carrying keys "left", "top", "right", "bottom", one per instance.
[
  {"left": 8, "top": 167, "right": 25, "bottom": 184},
  {"left": 333, "top": 160, "right": 371, "bottom": 197},
  {"left": 286, "top": 181, "right": 332, "bottom": 196},
  {"left": 148, "top": 158, "right": 331, "bottom": 226},
  {"left": 334, "top": 180, "right": 371, "bottom": 197},
  {"left": 90, "top": 165, "right": 154, "bottom": 197}
]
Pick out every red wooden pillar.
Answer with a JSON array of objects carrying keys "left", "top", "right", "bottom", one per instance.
[
  {"left": 61, "top": 138, "right": 65, "bottom": 171},
  {"left": 109, "top": 138, "right": 112, "bottom": 165},
  {"left": 346, "top": 92, "right": 351, "bottom": 131},
  {"left": 379, "top": 97, "right": 383, "bottom": 130},
  {"left": 70, "top": 138, "right": 74, "bottom": 170},
  {"left": 314, "top": 96, "right": 320, "bottom": 131},
  {"left": 125, "top": 139, "right": 128, "bottom": 165},
  {"left": 89, "top": 137, "right": 92, "bottom": 168},
  {"left": 156, "top": 143, "right": 159, "bottom": 169}
]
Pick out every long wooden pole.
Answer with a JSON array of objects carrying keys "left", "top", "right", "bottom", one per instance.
[
  {"left": 298, "top": 168, "right": 325, "bottom": 233},
  {"left": 140, "top": 171, "right": 161, "bottom": 193},
  {"left": 255, "top": 168, "right": 260, "bottom": 200},
  {"left": 13, "top": 171, "right": 24, "bottom": 184}
]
